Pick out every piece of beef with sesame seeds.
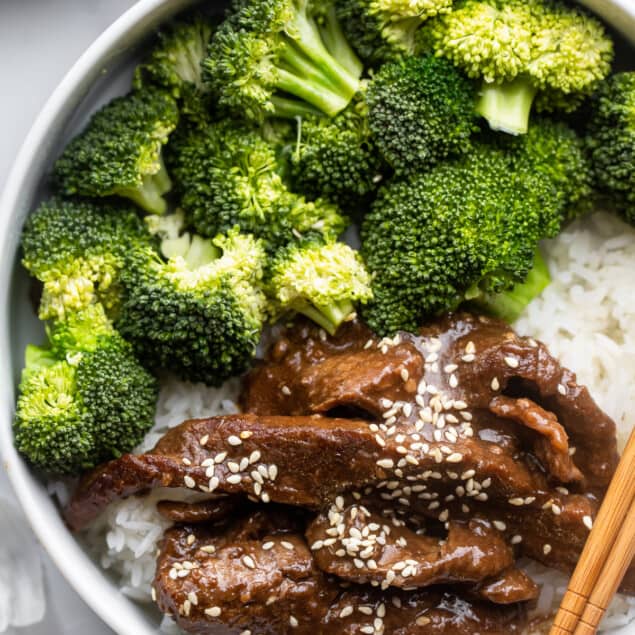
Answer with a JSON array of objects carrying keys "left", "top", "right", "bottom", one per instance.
[{"left": 154, "top": 508, "right": 528, "bottom": 635}]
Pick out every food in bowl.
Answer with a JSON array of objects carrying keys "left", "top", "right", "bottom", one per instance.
[{"left": 9, "top": 0, "right": 635, "bottom": 633}]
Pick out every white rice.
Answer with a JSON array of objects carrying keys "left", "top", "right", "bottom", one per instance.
[{"left": 77, "top": 211, "right": 635, "bottom": 632}]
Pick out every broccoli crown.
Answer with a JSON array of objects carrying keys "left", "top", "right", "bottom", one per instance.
[
  {"left": 497, "top": 117, "right": 594, "bottom": 221},
  {"left": 267, "top": 236, "right": 373, "bottom": 333},
  {"left": 117, "top": 228, "right": 268, "bottom": 385},
  {"left": 203, "top": 0, "right": 361, "bottom": 122},
  {"left": 53, "top": 89, "right": 179, "bottom": 214},
  {"left": 21, "top": 197, "right": 153, "bottom": 320},
  {"left": 360, "top": 142, "right": 561, "bottom": 334},
  {"left": 133, "top": 16, "right": 215, "bottom": 126},
  {"left": 366, "top": 55, "right": 478, "bottom": 175},
  {"left": 167, "top": 120, "right": 348, "bottom": 248},
  {"left": 420, "top": 0, "right": 613, "bottom": 135},
  {"left": 14, "top": 305, "right": 158, "bottom": 475},
  {"left": 335, "top": 0, "right": 451, "bottom": 66},
  {"left": 586, "top": 72, "right": 635, "bottom": 224},
  {"left": 289, "top": 96, "right": 384, "bottom": 211}
]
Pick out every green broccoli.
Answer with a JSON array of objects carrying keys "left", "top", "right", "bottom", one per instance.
[
  {"left": 586, "top": 72, "right": 635, "bottom": 224},
  {"left": 203, "top": 0, "right": 362, "bottom": 122},
  {"left": 469, "top": 248, "right": 551, "bottom": 323},
  {"left": 116, "top": 225, "right": 268, "bottom": 385},
  {"left": 288, "top": 94, "right": 384, "bottom": 211},
  {"left": 14, "top": 304, "right": 158, "bottom": 475},
  {"left": 419, "top": 0, "right": 613, "bottom": 135},
  {"left": 166, "top": 120, "right": 348, "bottom": 249},
  {"left": 53, "top": 89, "right": 179, "bottom": 214},
  {"left": 499, "top": 117, "right": 594, "bottom": 221},
  {"left": 335, "top": 0, "right": 451, "bottom": 66},
  {"left": 366, "top": 54, "right": 478, "bottom": 175},
  {"left": 266, "top": 237, "right": 372, "bottom": 334},
  {"left": 361, "top": 142, "right": 562, "bottom": 334},
  {"left": 21, "top": 197, "right": 153, "bottom": 321},
  {"left": 133, "top": 16, "right": 216, "bottom": 126}
]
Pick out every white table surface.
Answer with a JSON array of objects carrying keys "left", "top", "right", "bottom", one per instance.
[{"left": 0, "top": 3, "right": 139, "bottom": 633}]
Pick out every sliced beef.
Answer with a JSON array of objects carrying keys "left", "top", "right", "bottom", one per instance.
[
  {"left": 244, "top": 314, "right": 617, "bottom": 490},
  {"left": 154, "top": 510, "right": 527, "bottom": 634},
  {"left": 306, "top": 503, "right": 517, "bottom": 591}
]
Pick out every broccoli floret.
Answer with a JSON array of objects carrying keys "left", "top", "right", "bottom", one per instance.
[
  {"left": 14, "top": 304, "right": 158, "bottom": 475},
  {"left": 53, "top": 89, "right": 179, "bottom": 213},
  {"left": 266, "top": 237, "right": 372, "bottom": 334},
  {"left": 469, "top": 248, "right": 550, "bottom": 323},
  {"left": 335, "top": 0, "right": 451, "bottom": 66},
  {"left": 167, "top": 120, "right": 348, "bottom": 249},
  {"left": 499, "top": 117, "right": 594, "bottom": 221},
  {"left": 203, "top": 0, "right": 362, "bottom": 122},
  {"left": 117, "top": 227, "right": 268, "bottom": 385},
  {"left": 21, "top": 197, "right": 153, "bottom": 321},
  {"left": 289, "top": 95, "right": 384, "bottom": 211},
  {"left": 133, "top": 16, "right": 216, "bottom": 126},
  {"left": 361, "top": 142, "right": 561, "bottom": 334},
  {"left": 420, "top": 0, "right": 613, "bottom": 135},
  {"left": 586, "top": 72, "right": 635, "bottom": 224},
  {"left": 366, "top": 54, "right": 478, "bottom": 175}
]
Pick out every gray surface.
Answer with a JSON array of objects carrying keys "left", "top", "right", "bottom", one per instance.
[{"left": 0, "top": 3, "right": 137, "bottom": 633}]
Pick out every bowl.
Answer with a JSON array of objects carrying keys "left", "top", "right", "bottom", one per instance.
[{"left": 1, "top": 1, "right": 634, "bottom": 634}]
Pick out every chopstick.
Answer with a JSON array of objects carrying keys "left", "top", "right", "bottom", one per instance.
[
  {"left": 550, "top": 427, "right": 635, "bottom": 635},
  {"left": 573, "top": 502, "right": 635, "bottom": 635}
]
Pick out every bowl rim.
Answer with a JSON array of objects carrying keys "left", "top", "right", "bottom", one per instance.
[{"left": 1, "top": 1, "right": 635, "bottom": 634}]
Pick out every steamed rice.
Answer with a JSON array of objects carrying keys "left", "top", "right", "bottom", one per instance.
[{"left": 76, "top": 211, "right": 635, "bottom": 632}]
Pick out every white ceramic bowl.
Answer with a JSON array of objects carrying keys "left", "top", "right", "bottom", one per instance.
[{"left": 1, "top": 1, "right": 634, "bottom": 634}]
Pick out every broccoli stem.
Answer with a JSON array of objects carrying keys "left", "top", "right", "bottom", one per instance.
[
  {"left": 271, "top": 95, "right": 324, "bottom": 119},
  {"left": 119, "top": 154, "right": 173, "bottom": 215},
  {"left": 317, "top": 5, "right": 363, "bottom": 80},
  {"left": 294, "top": 298, "right": 356, "bottom": 335},
  {"left": 473, "top": 249, "right": 551, "bottom": 323},
  {"left": 476, "top": 76, "right": 538, "bottom": 136}
]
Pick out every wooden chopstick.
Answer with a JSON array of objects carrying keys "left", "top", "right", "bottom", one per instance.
[
  {"left": 550, "top": 427, "right": 635, "bottom": 635},
  {"left": 573, "top": 502, "right": 635, "bottom": 635}
]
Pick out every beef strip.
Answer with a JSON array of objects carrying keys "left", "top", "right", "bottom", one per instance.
[
  {"left": 305, "top": 502, "right": 522, "bottom": 592},
  {"left": 154, "top": 509, "right": 527, "bottom": 634},
  {"left": 243, "top": 314, "right": 617, "bottom": 490},
  {"left": 157, "top": 497, "right": 241, "bottom": 524}
]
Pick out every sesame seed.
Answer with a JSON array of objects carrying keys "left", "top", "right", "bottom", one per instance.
[
  {"left": 227, "top": 435, "right": 242, "bottom": 446},
  {"left": 262, "top": 541, "right": 274, "bottom": 550},
  {"left": 269, "top": 465, "right": 278, "bottom": 480},
  {"left": 552, "top": 504, "right": 562, "bottom": 515},
  {"left": 543, "top": 544, "right": 552, "bottom": 555},
  {"left": 465, "top": 341, "right": 476, "bottom": 354},
  {"left": 187, "top": 534, "right": 196, "bottom": 545},
  {"left": 509, "top": 497, "right": 524, "bottom": 506},
  {"left": 182, "top": 457, "right": 192, "bottom": 466},
  {"left": 214, "top": 452, "right": 227, "bottom": 463},
  {"left": 493, "top": 520, "right": 507, "bottom": 531},
  {"left": 402, "top": 403, "right": 413, "bottom": 417},
  {"left": 446, "top": 453, "right": 463, "bottom": 463},
  {"left": 242, "top": 555, "right": 256, "bottom": 569},
  {"left": 449, "top": 374, "right": 458, "bottom": 388},
  {"left": 416, "top": 616, "right": 431, "bottom": 626},
  {"left": 188, "top": 591, "right": 198, "bottom": 606},
  {"left": 461, "top": 354, "right": 475, "bottom": 362},
  {"left": 227, "top": 461, "right": 240, "bottom": 473},
  {"left": 227, "top": 474, "right": 242, "bottom": 485},
  {"left": 583, "top": 516, "right": 593, "bottom": 530},
  {"left": 401, "top": 368, "right": 410, "bottom": 382},
  {"left": 511, "top": 535, "right": 522, "bottom": 545},
  {"left": 340, "top": 606, "right": 354, "bottom": 618},
  {"left": 261, "top": 492, "right": 270, "bottom": 503},
  {"left": 199, "top": 435, "right": 209, "bottom": 446},
  {"left": 504, "top": 356, "right": 519, "bottom": 369},
  {"left": 524, "top": 496, "right": 536, "bottom": 504},
  {"left": 151, "top": 587, "right": 157, "bottom": 601},
  {"left": 377, "top": 459, "right": 394, "bottom": 469},
  {"left": 184, "top": 475, "right": 196, "bottom": 489},
  {"left": 364, "top": 339, "right": 374, "bottom": 349},
  {"left": 281, "top": 541, "right": 294, "bottom": 550},
  {"left": 491, "top": 377, "right": 500, "bottom": 391},
  {"left": 201, "top": 545, "right": 216, "bottom": 554},
  {"left": 439, "top": 509, "right": 449, "bottom": 522},
  {"left": 205, "top": 607, "right": 222, "bottom": 617},
  {"left": 358, "top": 606, "right": 373, "bottom": 615},
  {"left": 289, "top": 616, "right": 299, "bottom": 627},
  {"left": 360, "top": 627, "right": 374, "bottom": 634}
]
